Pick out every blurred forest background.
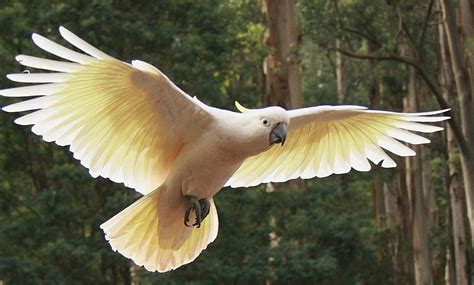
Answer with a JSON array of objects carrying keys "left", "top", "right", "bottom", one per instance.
[{"left": 0, "top": 0, "right": 473, "bottom": 284}]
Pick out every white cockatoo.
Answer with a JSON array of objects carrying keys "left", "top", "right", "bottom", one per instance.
[{"left": 1, "top": 27, "right": 449, "bottom": 272}]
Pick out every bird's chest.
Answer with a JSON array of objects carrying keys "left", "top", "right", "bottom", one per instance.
[{"left": 165, "top": 139, "right": 243, "bottom": 199}]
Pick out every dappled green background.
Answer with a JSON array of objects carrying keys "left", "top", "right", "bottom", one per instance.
[{"left": 0, "top": 1, "right": 448, "bottom": 284}]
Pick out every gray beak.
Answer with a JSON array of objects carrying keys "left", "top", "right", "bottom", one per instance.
[{"left": 269, "top": 122, "right": 288, "bottom": 146}]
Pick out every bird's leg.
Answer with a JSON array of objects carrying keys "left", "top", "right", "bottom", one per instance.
[{"left": 183, "top": 195, "right": 211, "bottom": 228}]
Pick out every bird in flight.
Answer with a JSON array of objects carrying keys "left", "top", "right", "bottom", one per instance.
[{"left": 0, "top": 27, "right": 449, "bottom": 272}]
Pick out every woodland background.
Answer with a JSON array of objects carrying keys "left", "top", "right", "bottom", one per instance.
[{"left": 0, "top": 0, "right": 473, "bottom": 284}]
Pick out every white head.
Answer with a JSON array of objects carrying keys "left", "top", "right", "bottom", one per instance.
[{"left": 225, "top": 103, "right": 290, "bottom": 157}]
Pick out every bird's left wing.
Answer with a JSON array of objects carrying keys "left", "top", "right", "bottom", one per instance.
[
  {"left": 1, "top": 27, "right": 213, "bottom": 194},
  {"left": 226, "top": 105, "right": 449, "bottom": 188}
]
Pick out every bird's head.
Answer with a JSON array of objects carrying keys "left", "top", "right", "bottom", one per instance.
[{"left": 233, "top": 102, "right": 290, "bottom": 155}]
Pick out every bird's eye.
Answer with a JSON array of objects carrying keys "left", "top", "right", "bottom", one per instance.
[{"left": 262, "top": 119, "right": 269, "bottom": 126}]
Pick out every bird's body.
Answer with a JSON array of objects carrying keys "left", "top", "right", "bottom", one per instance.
[
  {"left": 1, "top": 27, "right": 450, "bottom": 272},
  {"left": 161, "top": 105, "right": 288, "bottom": 198},
  {"left": 167, "top": 134, "right": 241, "bottom": 199}
]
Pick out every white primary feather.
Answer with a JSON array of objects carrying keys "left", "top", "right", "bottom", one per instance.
[
  {"left": 14, "top": 107, "right": 61, "bottom": 125},
  {"left": 386, "top": 128, "right": 430, "bottom": 144},
  {"left": 400, "top": 115, "right": 450, "bottom": 122},
  {"left": 7, "top": 73, "right": 71, "bottom": 83},
  {"left": 377, "top": 136, "right": 416, "bottom": 157},
  {"left": 32, "top": 33, "right": 95, "bottom": 64},
  {"left": 396, "top": 121, "right": 443, "bottom": 133},
  {"left": 16, "top": 54, "right": 84, "bottom": 72},
  {"left": 59, "top": 26, "right": 113, "bottom": 60},
  {"left": 2, "top": 95, "right": 60, "bottom": 112},
  {"left": 366, "top": 108, "right": 450, "bottom": 116},
  {"left": 0, "top": 83, "right": 63, "bottom": 97}
]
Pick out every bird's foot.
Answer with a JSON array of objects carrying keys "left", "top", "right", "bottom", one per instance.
[{"left": 184, "top": 195, "right": 210, "bottom": 228}]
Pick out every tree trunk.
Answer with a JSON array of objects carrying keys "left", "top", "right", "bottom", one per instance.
[
  {"left": 457, "top": 0, "right": 474, "bottom": 127},
  {"left": 366, "top": 40, "right": 386, "bottom": 227},
  {"left": 438, "top": 17, "right": 471, "bottom": 284},
  {"left": 444, "top": 101, "right": 471, "bottom": 285},
  {"left": 373, "top": 169, "right": 385, "bottom": 226},
  {"left": 262, "top": 0, "right": 302, "bottom": 110},
  {"left": 457, "top": 0, "right": 474, "bottom": 39},
  {"left": 457, "top": 0, "right": 473, "bottom": 88},
  {"left": 405, "top": 67, "right": 432, "bottom": 285},
  {"left": 336, "top": 39, "right": 348, "bottom": 104},
  {"left": 417, "top": 73, "right": 440, "bottom": 279},
  {"left": 447, "top": 169, "right": 471, "bottom": 285},
  {"left": 384, "top": 181, "right": 405, "bottom": 284},
  {"left": 398, "top": 163, "right": 415, "bottom": 281},
  {"left": 439, "top": 0, "right": 474, "bottom": 245},
  {"left": 262, "top": 2, "right": 303, "bottom": 283},
  {"left": 262, "top": 0, "right": 304, "bottom": 193},
  {"left": 445, "top": 246, "right": 456, "bottom": 285}
]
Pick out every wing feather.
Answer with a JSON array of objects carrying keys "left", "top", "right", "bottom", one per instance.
[
  {"left": 333, "top": 120, "right": 352, "bottom": 174},
  {"left": 58, "top": 26, "right": 113, "bottom": 60},
  {"left": 273, "top": 124, "right": 308, "bottom": 180},
  {"left": 226, "top": 106, "right": 448, "bottom": 188},
  {"left": 7, "top": 73, "right": 71, "bottom": 83},
  {"left": 340, "top": 120, "right": 371, "bottom": 172},
  {"left": 16, "top": 54, "right": 84, "bottom": 72},
  {"left": 317, "top": 123, "right": 333, "bottom": 177},
  {"left": 252, "top": 123, "right": 304, "bottom": 184},
  {"left": 300, "top": 125, "right": 321, "bottom": 178},
  {"left": 1, "top": 27, "right": 213, "bottom": 194},
  {"left": 3, "top": 95, "right": 61, "bottom": 112},
  {"left": 0, "top": 83, "right": 63, "bottom": 97},
  {"left": 31, "top": 33, "right": 94, "bottom": 64},
  {"left": 311, "top": 125, "right": 325, "bottom": 177},
  {"left": 294, "top": 125, "right": 315, "bottom": 177}
]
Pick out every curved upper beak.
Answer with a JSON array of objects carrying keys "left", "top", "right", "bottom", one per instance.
[{"left": 269, "top": 122, "right": 288, "bottom": 146}]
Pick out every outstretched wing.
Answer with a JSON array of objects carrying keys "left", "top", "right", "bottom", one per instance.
[
  {"left": 1, "top": 27, "right": 213, "bottom": 194},
  {"left": 226, "top": 105, "right": 449, "bottom": 188}
]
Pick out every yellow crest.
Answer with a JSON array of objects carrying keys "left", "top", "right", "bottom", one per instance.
[{"left": 234, "top": 101, "right": 251, "bottom": 113}]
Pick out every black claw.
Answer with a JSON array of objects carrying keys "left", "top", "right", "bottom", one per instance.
[
  {"left": 184, "top": 195, "right": 200, "bottom": 227},
  {"left": 199, "top": 198, "right": 211, "bottom": 221},
  {"left": 193, "top": 202, "right": 202, "bottom": 228},
  {"left": 183, "top": 196, "right": 211, "bottom": 228}
]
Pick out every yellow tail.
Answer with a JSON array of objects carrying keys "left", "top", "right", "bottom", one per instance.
[{"left": 100, "top": 189, "right": 219, "bottom": 272}]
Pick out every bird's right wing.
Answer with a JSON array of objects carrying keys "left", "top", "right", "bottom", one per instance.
[
  {"left": 1, "top": 27, "right": 213, "bottom": 194},
  {"left": 226, "top": 105, "right": 449, "bottom": 188}
]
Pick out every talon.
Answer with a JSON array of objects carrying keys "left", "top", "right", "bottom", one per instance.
[
  {"left": 183, "top": 195, "right": 211, "bottom": 228},
  {"left": 184, "top": 195, "right": 200, "bottom": 227},
  {"left": 194, "top": 198, "right": 210, "bottom": 228},
  {"left": 199, "top": 198, "right": 211, "bottom": 222},
  {"left": 193, "top": 201, "right": 202, "bottom": 228},
  {"left": 184, "top": 208, "right": 191, "bottom": 227}
]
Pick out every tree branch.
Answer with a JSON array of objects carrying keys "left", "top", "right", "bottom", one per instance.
[
  {"left": 332, "top": 47, "right": 470, "bottom": 156},
  {"left": 330, "top": 0, "right": 353, "bottom": 51},
  {"left": 402, "top": 21, "right": 418, "bottom": 52},
  {"left": 342, "top": 27, "right": 382, "bottom": 48},
  {"left": 418, "top": 0, "right": 435, "bottom": 48},
  {"left": 324, "top": 48, "right": 337, "bottom": 81}
]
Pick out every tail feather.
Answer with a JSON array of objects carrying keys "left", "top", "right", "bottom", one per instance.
[{"left": 100, "top": 189, "right": 219, "bottom": 272}]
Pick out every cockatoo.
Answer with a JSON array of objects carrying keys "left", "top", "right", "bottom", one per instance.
[{"left": 1, "top": 27, "right": 449, "bottom": 272}]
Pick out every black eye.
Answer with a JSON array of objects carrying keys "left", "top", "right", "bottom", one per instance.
[{"left": 262, "top": 119, "right": 269, "bottom": 125}]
